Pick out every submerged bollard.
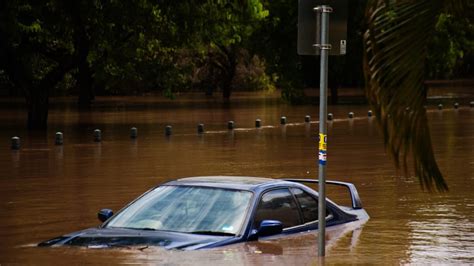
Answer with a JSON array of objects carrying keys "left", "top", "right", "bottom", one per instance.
[
  {"left": 305, "top": 115, "right": 311, "bottom": 123},
  {"left": 227, "top": 121, "right": 235, "bottom": 130},
  {"left": 368, "top": 110, "right": 373, "bottom": 117},
  {"left": 454, "top": 102, "right": 459, "bottom": 109},
  {"left": 55, "top": 132, "right": 63, "bottom": 145},
  {"left": 165, "top": 125, "right": 172, "bottom": 136},
  {"left": 348, "top": 112, "right": 354, "bottom": 119},
  {"left": 255, "top": 119, "right": 261, "bottom": 128},
  {"left": 11, "top": 136, "right": 20, "bottom": 150},
  {"left": 94, "top": 129, "right": 102, "bottom": 142},
  {"left": 130, "top": 127, "right": 138, "bottom": 139},
  {"left": 327, "top": 113, "right": 333, "bottom": 121},
  {"left": 197, "top": 124, "right": 204, "bottom": 134},
  {"left": 438, "top": 104, "right": 443, "bottom": 110},
  {"left": 470, "top": 101, "right": 474, "bottom": 108},
  {"left": 280, "top": 116, "right": 287, "bottom": 125}
]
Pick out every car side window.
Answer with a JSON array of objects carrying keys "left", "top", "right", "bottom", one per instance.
[
  {"left": 291, "top": 188, "right": 318, "bottom": 223},
  {"left": 253, "top": 188, "right": 301, "bottom": 229},
  {"left": 291, "top": 188, "right": 334, "bottom": 223}
]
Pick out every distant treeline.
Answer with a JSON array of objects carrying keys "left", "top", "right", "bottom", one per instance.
[{"left": 0, "top": 0, "right": 472, "bottom": 129}]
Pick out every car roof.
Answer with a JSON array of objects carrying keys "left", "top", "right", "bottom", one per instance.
[{"left": 163, "top": 176, "right": 297, "bottom": 191}]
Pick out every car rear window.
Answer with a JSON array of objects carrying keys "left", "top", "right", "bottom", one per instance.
[
  {"left": 291, "top": 187, "right": 334, "bottom": 223},
  {"left": 291, "top": 188, "right": 318, "bottom": 223},
  {"left": 253, "top": 188, "right": 301, "bottom": 229}
]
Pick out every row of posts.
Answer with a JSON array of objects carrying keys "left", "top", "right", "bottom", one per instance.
[
  {"left": 9, "top": 101, "right": 474, "bottom": 150},
  {"left": 7, "top": 112, "right": 363, "bottom": 150}
]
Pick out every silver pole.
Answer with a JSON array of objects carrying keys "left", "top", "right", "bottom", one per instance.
[{"left": 314, "top": 5, "right": 332, "bottom": 257}]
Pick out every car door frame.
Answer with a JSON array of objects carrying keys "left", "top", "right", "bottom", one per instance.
[
  {"left": 246, "top": 184, "right": 355, "bottom": 240},
  {"left": 246, "top": 185, "right": 324, "bottom": 238}
]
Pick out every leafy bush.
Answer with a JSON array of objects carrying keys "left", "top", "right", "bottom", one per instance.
[
  {"left": 427, "top": 13, "right": 474, "bottom": 79},
  {"left": 232, "top": 49, "right": 276, "bottom": 92}
]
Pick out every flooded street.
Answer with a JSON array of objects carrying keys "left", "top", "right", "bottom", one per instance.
[{"left": 1, "top": 95, "right": 473, "bottom": 264}]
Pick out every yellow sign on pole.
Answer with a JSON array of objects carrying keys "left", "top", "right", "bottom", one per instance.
[{"left": 319, "top": 133, "right": 327, "bottom": 151}]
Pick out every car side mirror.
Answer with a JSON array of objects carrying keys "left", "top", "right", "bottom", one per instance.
[
  {"left": 98, "top": 208, "right": 113, "bottom": 222},
  {"left": 257, "top": 220, "right": 283, "bottom": 237}
]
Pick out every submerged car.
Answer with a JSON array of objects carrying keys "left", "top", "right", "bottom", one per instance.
[{"left": 39, "top": 176, "right": 369, "bottom": 250}]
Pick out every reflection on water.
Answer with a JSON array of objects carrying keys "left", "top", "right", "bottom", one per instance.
[
  {"left": 408, "top": 202, "right": 474, "bottom": 264},
  {"left": 0, "top": 96, "right": 473, "bottom": 264}
]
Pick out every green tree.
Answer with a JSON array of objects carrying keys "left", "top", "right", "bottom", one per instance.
[
  {"left": 426, "top": 11, "right": 474, "bottom": 79},
  {"left": 1, "top": 0, "right": 271, "bottom": 129},
  {"left": 363, "top": 0, "right": 472, "bottom": 191},
  {"left": 248, "top": 0, "right": 303, "bottom": 102},
  {"left": 0, "top": 0, "right": 184, "bottom": 127},
  {"left": 0, "top": 1, "right": 77, "bottom": 129},
  {"left": 189, "top": 0, "right": 269, "bottom": 99},
  {"left": 66, "top": 0, "right": 182, "bottom": 107},
  {"left": 249, "top": 0, "right": 369, "bottom": 103}
]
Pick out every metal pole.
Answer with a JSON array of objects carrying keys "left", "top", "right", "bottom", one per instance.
[{"left": 314, "top": 5, "right": 332, "bottom": 257}]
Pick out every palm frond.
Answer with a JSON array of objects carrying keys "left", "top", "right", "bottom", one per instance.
[{"left": 363, "top": 0, "right": 448, "bottom": 191}]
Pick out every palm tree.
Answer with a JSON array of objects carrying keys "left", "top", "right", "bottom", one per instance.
[{"left": 363, "top": 0, "right": 470, "bottom": 191}]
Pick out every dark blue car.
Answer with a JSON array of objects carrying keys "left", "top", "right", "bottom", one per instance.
[{"left": 39, "top": 176, "right": 369, "bottom": 250}]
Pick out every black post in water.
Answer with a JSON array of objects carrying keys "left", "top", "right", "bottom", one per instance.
[{"left": 314, "top": 5, "right": 332, "bottom": 257}]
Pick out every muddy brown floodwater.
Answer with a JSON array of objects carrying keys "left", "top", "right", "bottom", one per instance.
[{"left": 0, "top": 95, "right": 473, "bottom": 264}]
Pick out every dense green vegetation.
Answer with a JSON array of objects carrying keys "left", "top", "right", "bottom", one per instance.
[{"left": 0, "top": 0, "right": 270, "bottom": 128}]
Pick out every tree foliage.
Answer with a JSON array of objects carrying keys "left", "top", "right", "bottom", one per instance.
[
  {"left": 426, "top": 10, "right": 474, "bottom": 79},
  {"left": 248, "top": 0, "right": 303, "bottom": 102},
  {"left": 1, "top": 1, "right": 78, "bottom": 128},
  {"left": 0, "top": 0, "right": 270, "bottom": 128},
  {"left": 185, "top": 0, "right": 269, "bottom": 98}
]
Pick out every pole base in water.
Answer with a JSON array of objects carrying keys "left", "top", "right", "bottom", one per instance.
[
  {"left": 130, "top": 127, "right": 138, "bottom": 139},
  {"left": 94, "top": 129, "right": 102, "bottom": 142},
  {"left": 255, "top": 119, "right": 261, "bottom": 128},
  {"left": 165, "top": 125, "right": 172, "bottom": 136},
  {"left": 11, "top": 136, "right": 20, "bottom": 150},
  {"left": 197, "top": 124, "right": 204, "bottom": 134},
  {"left": 55, "top": 132, "right": 64, "bottom": 145}
]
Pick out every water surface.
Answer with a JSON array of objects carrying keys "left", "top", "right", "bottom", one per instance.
[{"left": 0, "top": 95, "right": 473, "bottom": 264}]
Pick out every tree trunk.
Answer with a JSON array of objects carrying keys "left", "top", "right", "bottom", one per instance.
[
  {"left": 328, "top": 59, "right": 341, "bottom": 105},
  {"left": 23, "top": 58, "right": 74, "bottom": 130},
  {"left": 222, "top": 77, "right": 232, "bottom": 99},
  {"left": 70, "top": 1, "right": 94, "bottom": 109},
  {"left": 26, "top": 89, "right": 49, "bottom": 130},
  {"left": 77, "top": 63, "right": 94, "bottom": 109},
  {"left": 222, "top": 47, "right": 236, "bottom": 100},
  {"left": 329, "top": 82, "right": 339, "bottom": 104}
]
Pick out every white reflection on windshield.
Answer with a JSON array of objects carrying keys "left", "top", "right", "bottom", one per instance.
[{"left": 106, "top": 186, "right": 252, "bottom": 235}]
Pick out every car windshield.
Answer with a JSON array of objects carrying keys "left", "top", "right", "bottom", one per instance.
[{"left": 106, "top": 186, "right": 253, "bottom": 235}]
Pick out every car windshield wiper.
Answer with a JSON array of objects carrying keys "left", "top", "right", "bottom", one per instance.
[
  {"left": 110, "top": 226, "right": 158, "bottom": 231},
  {"left": 189, "top": 231, "right": 235, "bottom": 236},
  {"left": 112, "top": 227, "right": 234, "bottom": 236}
]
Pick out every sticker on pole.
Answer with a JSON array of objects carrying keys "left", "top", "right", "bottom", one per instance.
[
  {"left": 318, "top": 133, "right": 327, "bottom": 165},
  {"left": 319, "top": 150, "right": 327, "bottom": 165},
  {"left": 318, "top": 133, "right": 327, "bottom": 151}
]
